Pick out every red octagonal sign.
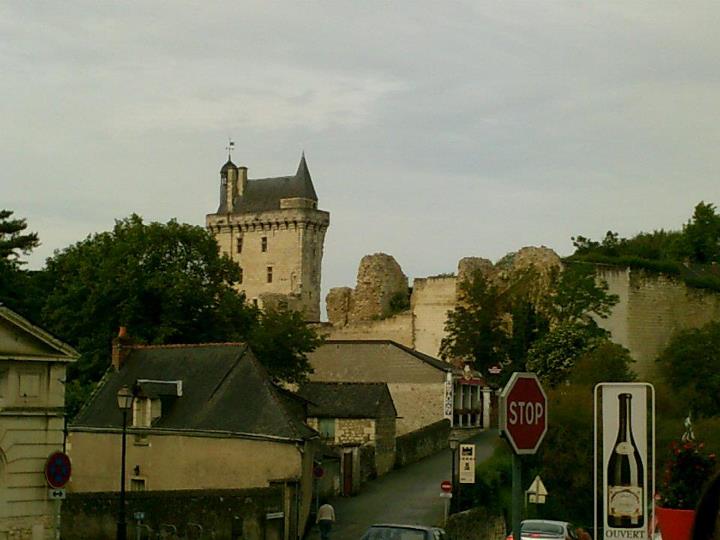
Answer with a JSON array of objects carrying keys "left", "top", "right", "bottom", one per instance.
[{"left": 499, "top": 372, "right": 548, "bottom": 455}]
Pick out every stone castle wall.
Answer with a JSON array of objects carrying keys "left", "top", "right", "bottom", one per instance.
[
  {"left": 325, "top": 250, "right": 720, "bottom": 379},
  {"left": 596, "top": 266, "right": 720, "bottom": 377}
]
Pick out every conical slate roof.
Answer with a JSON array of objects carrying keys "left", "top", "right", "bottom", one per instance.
[{"left": 217, "top": 154, "right": 318, "bottom": 214}]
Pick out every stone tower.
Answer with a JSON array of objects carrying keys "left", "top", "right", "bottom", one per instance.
[{"left": 206, "top": 154, "right": 329, "bottom": 321}]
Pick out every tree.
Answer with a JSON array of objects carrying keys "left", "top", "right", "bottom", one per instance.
[
  {"left": 41, "top": 215, "right": 320, "bottom": 416},
  {"left": 440, "top": 262, "right": 618, "bottom": 384},
  {"left": 0, "top": 210, "right": 44, "bottom": 319},
  {"left": 657, "top": 321, "right": 720, "bottom": 417},
  {"left": 0, "top": 209, "right": 39, "bottom": 266},
  {"left": 679, "top": 201, "right": 720, "bottom": 263},
  {"left": 439, "top": 270, "right": 510, "bottom": 374}
]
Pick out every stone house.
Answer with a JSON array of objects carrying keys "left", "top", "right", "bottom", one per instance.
[
  {"left": 297, "top": 382, "right": 397, "bottom": 494},
  {"left": 206, "top": 154, "right": 330, "bottom": 321},
  {"left": 67, "top": 334, "right": 318, "bottom": 540},
  {"left": 306, "top": 340, "right": 491, "bottom": 436},
  {"left": 0, "top": 305, "right": 79, "bottom": 540}
]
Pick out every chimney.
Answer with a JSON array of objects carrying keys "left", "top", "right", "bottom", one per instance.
[
  {"left": 111, "top": 326, "right": 133, "bottom": 371},
  {"left": 238, "top": 166, "right": 248, "bottom": 197}
]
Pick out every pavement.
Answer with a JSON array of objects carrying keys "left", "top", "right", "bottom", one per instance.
[{"left": 305, "top": 430, "right": 498, "bottom": 540}]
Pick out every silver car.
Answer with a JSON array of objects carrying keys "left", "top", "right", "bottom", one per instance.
[
  {"left": 507, "top": 520, "right": 579, "bottom": 540},
  {"left": 361, "top": 524, "right": 447, "bottom": 540}
]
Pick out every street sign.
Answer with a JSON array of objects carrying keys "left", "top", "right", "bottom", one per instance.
[
  {"left": 499, "top": 372, "right": 548, "bottom": 455},
  {"left": 526, "top": 475, "right": 548, "bottom": 504},
  {"left": 459, "top": 444, "right": 476, "bottom": 483},
  {"left": 44, "top": 452, "right": 72, "bottom": 489},
  {"left": 440, "top": 480, "right": 452, "bottom": 493},
  {"left": 594, "top": 383, "right": 655, "bottom": 540},
  {"left": 439, "top": 492, "right": 453, "bottom": 499},
  {"left": 313, "top": 465, "right": 325, "bottom": 479},
  {"left": 48, "top": 488, "right": 66, "bottom": 500},
  {"left": 488, "top": 365, "right": 502, "bottom": 375}
]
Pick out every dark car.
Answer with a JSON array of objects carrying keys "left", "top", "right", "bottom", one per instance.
[{"left": 361, "top": 524, "right": 446, "bottom": 540}]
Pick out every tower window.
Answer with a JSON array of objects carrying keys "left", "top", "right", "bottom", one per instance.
[
  {"left": 238, "top": 267, "right": 243, "bottom": 284},
  {"left": 261, "top": 237, "right": 268, "bottom": 252},
  {"left": 267, "top": 266, "right": 273, "bottom": 283},
  {"left": 236, "top": 236, "right": 243, "bottom": 253}
]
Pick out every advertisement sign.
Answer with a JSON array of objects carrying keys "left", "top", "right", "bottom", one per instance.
[
  {"left": 594, "top": 383, "right": 654, "bottom": 540},
  {"left": 444, "top": 373, "right": 454, "bottom": 421},
  {"left": 459, "top": 443, "right": 476, "bottom": 484}
]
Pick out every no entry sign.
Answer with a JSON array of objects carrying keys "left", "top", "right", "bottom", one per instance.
[
  {"left": 500, "top": 372, "right": 548, "bottom": 455},
  {"left": 441, "top": 480, "right": 452, "bottom": 493}
]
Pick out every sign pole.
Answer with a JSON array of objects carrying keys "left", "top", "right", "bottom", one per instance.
[{"left": 512, "top": 453, "right": 521, "bottom": 540}]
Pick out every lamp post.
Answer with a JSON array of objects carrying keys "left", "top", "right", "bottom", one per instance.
[
  {"left": 449, "top": 433, "right": 460, "bottom": 513},
  {"left": 116, "top": 385, "right": 134, "bottom": 540}
]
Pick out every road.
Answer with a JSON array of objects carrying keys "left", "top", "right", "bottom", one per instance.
[{"left": 306, "top": 430, "right": 498, "bottom": 539}]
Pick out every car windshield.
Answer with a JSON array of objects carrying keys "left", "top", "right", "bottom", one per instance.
[
  {"left": 522, "top": 522, "right": 565, "bottom": 536},
  {"left": 362, "top": 526, "right": 428, "bottom": 540}
]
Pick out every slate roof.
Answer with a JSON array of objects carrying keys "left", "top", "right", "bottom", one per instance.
[
  {"left": 322, "top": 340, "right": 455, "bottom": 373},
  {"left": 71, "top": 343, "right": 316, "bottom": 442},
  {"left": 296, "top": 382, "right": 397, "bottom": 419},
  {"left": 217, "top": 155, "right": 318, "bottom": 214}
]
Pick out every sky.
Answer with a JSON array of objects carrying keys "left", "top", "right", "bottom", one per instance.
[{"left": 2, "top": 2, "right": 719, "bottom": 308}]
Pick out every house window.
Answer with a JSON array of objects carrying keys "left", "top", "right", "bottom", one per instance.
[
  {"left": 238, "top": 267, "right": 243, "bottom": 284},
  {"left": 261, "top": 237, "right": 268, "bottom": 252},
  {"left": 318, "top": 418, "right": 335, "bottom": 440},
  {"left": 130, "top": 478, "right": 146, "bottom": 491},
  {"left": 267, "top": 266, "right": 273, "bottom": 283},
  {"left": 236, "top": 236, "right": 243, "bottom": 253}
]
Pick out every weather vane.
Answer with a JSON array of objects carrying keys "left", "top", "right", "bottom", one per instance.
[{"left": 226, "top": 138, "right": 235, "bottom": 161}]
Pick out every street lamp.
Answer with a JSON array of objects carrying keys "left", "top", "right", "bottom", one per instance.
[
  {"left": 449, "top": 433, "right": 460, "bottom": 513},
  {"left": 116, "top": 385, "right": 134, "bottom": 540}
]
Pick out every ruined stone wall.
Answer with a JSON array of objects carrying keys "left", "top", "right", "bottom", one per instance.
[
  {"left": 596, "top": 266, "right": 720, "bottom": 378},
  {"left": 323, "top": 313, "right": 414, "bottom": 348},
  {"left": 411, "top": 276, "right": 457, "bottom": 357}
]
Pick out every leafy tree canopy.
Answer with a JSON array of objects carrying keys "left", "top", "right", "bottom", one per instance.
[
  {"left": 440, "top": 262, "right": 618, "bottom": 384},
  {"left": 39, "top": 214, "right": 320, "bottom": 415},
  {"left": 657, "top": 321, "right": 720, "bottom": 417},
  {"left": 571, "top": 201, "right": 720, "bottom": 265}
]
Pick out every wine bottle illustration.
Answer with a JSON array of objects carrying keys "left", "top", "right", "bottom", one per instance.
[{"left": 607, "top": 392, "right": 644, "bottom": 528}]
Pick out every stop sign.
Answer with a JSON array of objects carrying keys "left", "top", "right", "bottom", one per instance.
[{"left": 499, "top": 372, "right": 548, "bottom": 455}]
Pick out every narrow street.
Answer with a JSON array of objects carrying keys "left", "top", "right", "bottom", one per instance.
[{"left": 306, "top": 430, "right": 498, "bottom": 539}]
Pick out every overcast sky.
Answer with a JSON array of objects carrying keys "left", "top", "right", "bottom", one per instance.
[{"left": 2, "top": 2, "right": 719, "bottom": 307}]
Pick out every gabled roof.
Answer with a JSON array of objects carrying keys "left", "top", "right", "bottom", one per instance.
[
  {"left": 296, "top": 382, "right": 397, "bottom": 419},
  {"left": 217, "top": 154, "right": 318, "bottom": 214},
  {"left": 71, "top": 343, "right": 316, "bottom": 442},
  {"left": 0, "top": 304, "right": 79, "bottom": 362},
  {"left": 322, "top": 340, "right": 454, "bottom": 373}
]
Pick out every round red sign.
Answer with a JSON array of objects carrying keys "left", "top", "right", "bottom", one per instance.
[
  {"left": 45, "top": 451, "right": 72, "bottom": 489},
  {"left": 440, "top": 480, "right": 452, "bottom": 493},
  {"left": 500, "top": 372, "right": 548, "bottom": 455}
]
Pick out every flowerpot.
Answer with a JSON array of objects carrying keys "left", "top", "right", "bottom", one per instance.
[{"left": 656, "top": 506, "right": 696, "bottom": 540}]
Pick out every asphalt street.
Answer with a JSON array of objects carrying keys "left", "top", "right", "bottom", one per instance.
[{"left": 305, "top": 430, "right": 499, "bottom": 540}]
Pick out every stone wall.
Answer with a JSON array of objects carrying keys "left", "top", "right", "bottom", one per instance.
[
  {"left": 327, "top": 253, "right": 409, "bottom": 325},
  {"left": 61, "top": 487, "right": 285, "bottom": 540},
  {"left": 395, "top": 419, "right": 450, "bottom": 468},
  {"left": 596, "top": 266, "right": 720, "bottom": 377},
  {"left": 322, "top": 313, "right": 414, "bottom": 348},
  {"left": 411, "top": 276, "right": 457, "bottom": 356}
]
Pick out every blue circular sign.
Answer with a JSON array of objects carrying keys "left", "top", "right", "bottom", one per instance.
[{"left": 45, "top": 452, "right": 72, "bottom": 488}]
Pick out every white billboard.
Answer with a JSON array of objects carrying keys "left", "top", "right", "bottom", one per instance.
[{"left": 594, "top": 383, "right": 655, "bottom": 540}]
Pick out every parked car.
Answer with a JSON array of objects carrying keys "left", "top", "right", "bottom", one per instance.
[
  {"left": 506, "top": 520, "right": 579, "bottom": 540},
  {"left": 361, "top": 524, "right": 446, "bottom": 540}
]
